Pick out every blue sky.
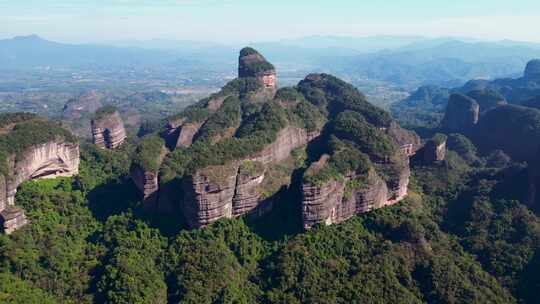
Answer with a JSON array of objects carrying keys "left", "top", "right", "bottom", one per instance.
[{"left": 1, "top": 0, "right": 539, "bottom": 43}]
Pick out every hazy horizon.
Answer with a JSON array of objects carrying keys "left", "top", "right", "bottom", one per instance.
[{"left": 1, "top": 0, "right": 539, "bottom": 44}]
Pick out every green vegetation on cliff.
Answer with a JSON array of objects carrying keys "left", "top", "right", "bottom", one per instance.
[
  {"left": 238, "top": 47, "right": 275, "bottom": 77},
  {"left": 1, "top": 125, "right": 540, "bottom": 304},
  {"left": 431, "top": 133, "right": 448, "bottom": 145},
  {"left": 304, "top": 147, "right": 371, "bottom": 186},
  {"left": 0, "top": 114, "right": 77, "bottom": 175},
  {"left": 332, "top": 111, "right": 397, "bottom": 160},
  {"left": 92, "top": 105, "right": 118, "bottom": 121},
  {"left": 161, "top": 101, "right": 290, "bottom": 182},
  {"left": 132, "top": 135, "right": 165, "bottom": 172},
  {"left": 197, "top": 96, "right": 242, "bottom": 141},
  {"left": 298, "top": 73, "right": 392, "bottom": 127}
]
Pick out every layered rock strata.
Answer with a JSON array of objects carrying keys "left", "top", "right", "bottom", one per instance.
[
  {"left": 0, "top": 141, "right": 79, "bottom": 234},
  {"left": 302, "top": 155, "right": 410, "bottom": 229},
  {"left": 131, "top": 168, "right": 160, "bottom": 208},
  {"left": 182, "top": 126, "right": 316, "bottom": 228},
  {"left": 91, "top": 109, "right": 126, "bottom": 149},
  {"left": 423, "top": 138, "right": 447, "bottom": 163}
]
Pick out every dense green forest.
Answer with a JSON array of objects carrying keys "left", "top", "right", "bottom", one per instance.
[{"left": 1, "top": 131, "right": 540, "bottom": 303}]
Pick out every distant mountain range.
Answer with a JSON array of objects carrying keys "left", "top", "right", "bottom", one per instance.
[{"left": 2, "top": 35, "right": 540, "bottom": 89}]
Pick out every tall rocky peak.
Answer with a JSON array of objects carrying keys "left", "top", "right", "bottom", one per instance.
[
  {"left": 134, "top": 63, "right": 417, "bottom": 230},
  {"left": 442, "top": 93, "right": 479, "bottom": 131},
  {"left": 91, "top": 106, "right": 127, "bottom": 149},
  {"left": 524, "top": 59, "right": 540, "bottom": 80},
  {"left": 423, "top": 133, "right": 447, "bottom": 163},
  {"left": 0, "top": 113, "right": 79, "bottom": 234},
  {"left": 238, "top": 47, "right": 277, "bottom": 89}
]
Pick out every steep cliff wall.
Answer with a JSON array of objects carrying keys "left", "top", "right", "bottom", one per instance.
[
  {"left": 250, "top": 126, "right": 319, "bottom": 164},
  {"left": 232, "top": 161, "right": 266, "bottom": 216},
  {"left": 182, "top": 164, "right": 239, "bottom": 228},
  {"left": 182, "top": 126, "right": 317, "bottom": 228},
  {"left": 301, "top": 154, "right": 409, "bottom": 229},
  {"left": 442, "top": 93, "right": 480, "bottom": 131},
  {"left": 423, "top": 134, "right": 447, "bottom": 163},
  {"left": 0, "top": 140, "right": 79, "bottom": 234},
  {"left": 91, "top": 108, "right": 127, "bottom": 149},
  {"left": 131, "top": 167, "right": 159, "bottom": 205},
  {"left": 386, "top": 121, "right": 421, "bottom": 156},
  {"left": 4, "top": 141, "right": 80, "bottom": 204}
]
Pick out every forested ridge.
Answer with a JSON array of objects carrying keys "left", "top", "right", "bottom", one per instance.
[{"left": 0, "top": 132, "right": 539, "bottom": 303}]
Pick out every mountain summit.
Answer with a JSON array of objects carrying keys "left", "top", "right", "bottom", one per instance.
[{"left": 238, "top": 47, "right": 277, "bottom": 89}]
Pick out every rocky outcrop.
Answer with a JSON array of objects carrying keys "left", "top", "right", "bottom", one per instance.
[
  {"left": 0, "top": 140, "right": 79, "bottom": 234},
  {"left": 182, "top": 126, "right": 318, "bottom": 228},
  {"left": 238, "top": 47, "right": 277, "bottom": 89},
  {"left": 386, "top": 122, "right": 421, "bottom": 157},
  {"left": 442, "top": 93, "right": 479, "bottom": 131},
  {"left": 354, "top": 171, "right": 390, "bottom": 213},
  {"left": 302, "top": 177, "right": 348, "bottom": 227},
  {"left": 91, "top": 107, "right": 126, "bottom": 149},
  {"left": 250, "top": 126, "right": 319, "bottom": 164},
  {"left": 131, "top": 167, "right": 159, "bottom": 206},
  {"left": 176, "top": 121, "right": 205, "bottom": 148},
  {"left": 301, "top": 155, "right": 351, "bottom": 227},
  {"left": 423, "top": 134, "right": 447, "bottom": 163},
  {"left": 524, "top": 59, "right": 540, "bottom": 81},
  {"left": 301, "top": 155, "right": 408, "bottom": 229},
  {"left": 232, "top": 162, "right": 266, "bottom": 216},
  {"left": 183, "top": 164, "right": 239, "bottom": 228}
]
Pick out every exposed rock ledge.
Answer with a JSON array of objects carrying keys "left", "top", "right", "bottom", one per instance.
[
  {"left": 0, "top": 141, "right": 80, "bottom": 234},
  {"left": 301, "top": 155, "right": 410, "bottom": 229},
  {"left": 91, "top": 108, "right": 127, "bottom": 149},
  {"left": 182, "top": 126, "right": 319, "bottom": 228}
]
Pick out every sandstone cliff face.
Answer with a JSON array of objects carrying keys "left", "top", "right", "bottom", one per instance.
[
  {"left": 232, "top": 162, "right": 266, "bottom": 216},
  {"left": 386, "top": 122, "right": 421, "bottom": 157},
  {"left": 442, "top": 93, "right": 480, "bottom": 131},
  {"left": 238, "top": 48, "right": 277, "bottom": 89},
  {"left": 182, "top": 164, "right": 239, "bottom": 228},
  {"left": 176, "top": 121, "right": 205, "bottom": 148},
  {"left": 424, "top": 139, "right": 447, "bottom": 163},
  {"left": 0, "top": 141, "right": 79, "bottom": 234},
  {"left": 131, "top": 166, "right": 159, "bottom": 207},
  {"left": 301, "top": 155, "right": 409, "bottom": 229},
  {"left": 182, "top": 126, "right": 318, "bottom": 228},
  {"left": 250, "top": 126, "right": 319, "bottom": 164},
  {"left": 302, "top": 178, "right": 348, "bottom": 228},
  {"left": 354, "top": 171, "right": 389, "bottom": 213},
  {"left": 91, "top": 110, "right": 126, "bottom": 149}
]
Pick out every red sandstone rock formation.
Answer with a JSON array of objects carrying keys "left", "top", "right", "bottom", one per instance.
[
  {"left": 301, "top": 154, "right": 410, "bottom": 229},
  {"left": 0, "top": 141, "right": 79, "bottom": 234},
  {"left": 423, "top": 139, "right": 447, "bottom": 163},
  {"left": 91, "top": 109, "right": 127, "bottom": 149},
  {"left": 182, "top": 126, "right": 318, "bottom": 228}
]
